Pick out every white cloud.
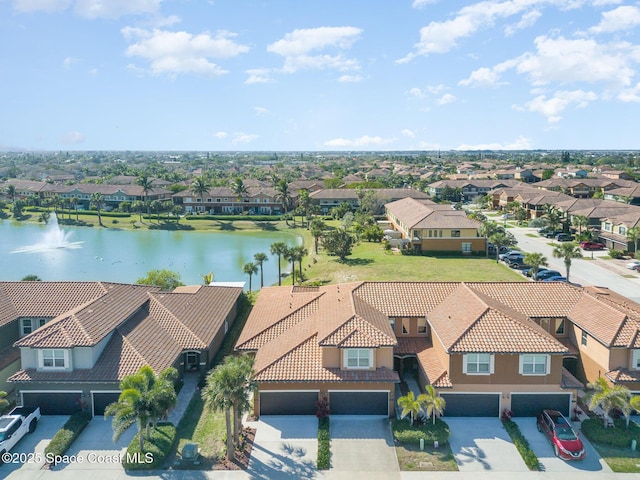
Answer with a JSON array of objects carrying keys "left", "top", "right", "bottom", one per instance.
[
  {"left": 436, "top": 93, "right": 456, "bottom": 105},
  {"left": 523, "top": 89, "right": 597, "bottom": 122},
  {"left": 61, "top": 131, "right": 85, "bottom": 144},
  {"left": 459, "top": 67, "right": 503, "bottom": 87},
  {"left": 589, "top": 5, "right": 640, "bottom": 34},
  {"left": 213, "top": 131, "right": 228, "bottom": 139},
  {"left": 402, "top": 129, "right": 416, "bottom": 138},
  {"left": 254, "top": 107, "right": 268, "bottom": 116},
  {"left": 324, "top": 135, "right": 396, "bottom": 148},
  {"left": 122, "top": 28, "right": 249, "bottom": 77},
  {"left": 617, "top": 82, "right": 640, "bottom": 102},
  {"left": 514, "top": 35, "right": 637, "bottom": 87},
  {"left": 408, "top": 87, "right": 426, "bottom": 98},
  {"left": 232, "top": 132, "right": 259, "bottom": 144},
  {"left": 456, "top": 136, "right": 533, "bottom": 150},
  {"left": 63, "top": 57, "right": 79, "bottom": 68},
  {"left": 412, "top": 0, "right": 439, "bottom": 7},
  {"left": 504, "top": 10, "right": 541, "bottom": 36},
  {"left": 88, "top": 68, "right": 98, "bottom": 76},
  {"left": 74, "top": 0, "right": 161, "bottom": 19},
  {"left": 338, "top": 74, "right": 363, "bottom": 83},
  {"left": 13, "top": 0, "right": 70, "bottom": 13},
  {"left": 245, "top": 68, "right": 272, "bottom": 84},
  {"left": 267, "top": 26, "right": 362, "bottom": 73}
]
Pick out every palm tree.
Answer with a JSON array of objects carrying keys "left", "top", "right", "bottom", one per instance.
[
  {"left": 274, "top": 179, "right": 293, "bottom": 215},
  {"left": 136, "top": 174, "right": 154, "bottom": 217},
  {"left": 90, "top": 192, "right": 104, "bottom": 227},
  {"left": 488, "top": 231, "right": 516, "bottom": 263},
  {"left": 293, "top": 245, "right": 309, "bottom": 280},
  {"left": 230, "top": 177, "right": 249, "bottom": 202},
  {"left": 270, "top": 241, "right": 288, "bottom": 286},
  {"left": 226, "top": 355, "right": 257, "bottom": 446},
  {"left": 543, "top": 204, "right": 563, "bottom": 232},
  {"left": 479, "top": 220, "right": 501, "bottom": 258},
  {"left": 6, "top": 185, "right": 16, "bottom": 204},
  {"left": 150, "top": 199, "right": 163, "bottom": 223},
  {"left": 70, "top": 196, "right": 79, "bottom": 221},
  {"left": 201, "top": 272, "right": 215, "bottom": 285},
  {"left": 630, "top": 395, "right": 640, "bottom": 417},
  {"left": 310, "top": 218, "right": 326, "bottom": 254},
  {"left": 552, "top": 242, "right": 582, "bottom": 282},
  {"left": 172, "top": 205, "right": 183, "bottom": 223},
  {"left": 253, "top": 252, "right": 268, "bottom": 289},
  {"left": 190, "top": 175, "right": 210, "bottom": 203},
  {"left": 626, "top": 226, "right": 640, "bottom": 256},
  {"left": 243, "top": 262, "right": 258, "bottom": 292},
  {"left": 202, "top": 361, "right": 236, "bottom": 461},
  {"left": 284, "top": 247, "right": 297, "bottom": 285},
  {"left": 397, "top": 391, "right": 425, "bottom": 426},
  {"left": 572, "top": 215, "right": 590, "bottom": 236},
  {"left": 104, "top": 365, "right": 178, "bottom": 450},
  {"left": 132, "top": 200, "right": 145, "bottom": 223},
  {"left": 420, "top": 385, "right": 446, "bottom": 425},
  {"left": 587, "top": 377, "right": 631, "bottom": 428},
  {"left": 523, "top": 252, "right": 548, "bottom": 279}
]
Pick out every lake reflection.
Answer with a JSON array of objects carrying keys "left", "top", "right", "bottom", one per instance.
[{"left": 1, "top": 220, "right": 300, "bottom": 287}]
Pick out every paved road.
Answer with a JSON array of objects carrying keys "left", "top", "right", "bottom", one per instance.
[{"left": 508, "top": 226, "right": 640, "bottom": 303}]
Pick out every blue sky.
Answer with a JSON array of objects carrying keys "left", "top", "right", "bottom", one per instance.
[{"left": 2, "top": 0, "right": 640, "bottom": 151}]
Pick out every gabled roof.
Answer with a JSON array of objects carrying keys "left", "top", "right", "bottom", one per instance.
[{"left": 385, "top": 197, "right": 482, "bottom": 230}]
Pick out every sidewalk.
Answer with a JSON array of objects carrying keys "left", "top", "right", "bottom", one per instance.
[{"left": 167, "top": 372, "right": 199, "bottom": 425}]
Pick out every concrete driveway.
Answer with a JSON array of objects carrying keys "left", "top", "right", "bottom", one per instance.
[
  {"left": 49, "top": 417, "right": 136, "bottom": 472},
  {"left": 0, "top": 415, "right": 68, "bottom": 476},
  {"left": 247, "top": 415, "right": 318, "bottom": 479},
  {"left": 512, "top": 417, "right": 612, "bottom": 473},
  {"left": 446, "top": 417, "right": 528, "bottom": 471},
  {"left": 330, "top": 415, "right": 399, "bottom": 475}
]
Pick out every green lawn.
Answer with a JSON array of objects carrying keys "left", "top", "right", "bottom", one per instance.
[{"left": 590, "top": 443, "right": 640, "bottom": 473}]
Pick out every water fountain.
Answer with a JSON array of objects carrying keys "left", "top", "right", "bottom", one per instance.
[{"left": 11, "top": 212, "right": 84, "bottom": 254}]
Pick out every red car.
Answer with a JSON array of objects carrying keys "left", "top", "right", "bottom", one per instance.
[
  {"left": 536, "top": 409, "right": 586, "bottom": 460},
  {"left": 580, "top": 241, "right": 605, "bottom": 250}
]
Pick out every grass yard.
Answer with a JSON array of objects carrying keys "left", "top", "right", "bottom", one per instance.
[
  {"left": 589, "top": 443, "right": 640, "bottom": 473},
  {"left": 297, "top": 240, "right": 526, "bottom": 285},
  {"left": 395, "top": 443, "right": 458, "bottom": 471}
]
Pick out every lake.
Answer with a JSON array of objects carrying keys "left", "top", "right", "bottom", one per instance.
[{"left": 0, "top": 219, "right": 300, "bottom": 287}]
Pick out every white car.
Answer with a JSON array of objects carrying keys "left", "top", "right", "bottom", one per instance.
[{"left": 626, "top": 260, "right": 640, "bottom": 269}]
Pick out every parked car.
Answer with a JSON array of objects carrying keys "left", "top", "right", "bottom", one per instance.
[
  {"left": 626, "top": 260, "right": 640, "bottom": 269},
  {"left": 500, "top": 252, "right": 524, "bottom": 264},
  {"left": 508, "top": 259, "right": 531, "bottom": 270},
  {"left": 556, "top": 233, "right": 574, "bottom": 242},
  {"left": 0, "top": 406, "right": 41, "bottom": 460},
  {"left": 536, "top": 409, "right": 585, "bottom": 460},
  {"left": 499, "top": 250, "right": 521, "bottom": 261},
  {"left": 543, "top": 276, "right": 568, "bottom": 282},
  {"left": 579, "top": 241, "right": 605, "bottom": 250},
  {"left": 487, "top": 243, "right": 509, "bottom": 255},
  {"left": 544, "top": 230, "right": 563, "bottom": 238},
  {"left": 534, "top": 270, "right": 562, "bottom": 281},
  {"left": 524, "top": 267, "right": 548, "bottom": 278}
]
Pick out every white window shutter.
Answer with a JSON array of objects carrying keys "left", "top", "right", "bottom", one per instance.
[
  {"left": 462, "top": 354, "right": 468, "bottom": 374},
  {"left": 489, "top": 354, "right": 495, "bottom": 374}
]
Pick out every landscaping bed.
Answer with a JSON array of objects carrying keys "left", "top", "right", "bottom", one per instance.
[
  {"left": 581, "top": 418, "right": 640, "bottom": 473},
  {"left": 391, "top": 418, "right": 457, "bottom": 471}
]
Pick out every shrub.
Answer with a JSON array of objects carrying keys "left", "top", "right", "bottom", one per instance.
[
  {"left": 392, "top": 418, "right": 450, "bottom": 445},
  {"left": 609, "top": 249, "right": 624, "bottom": 259},
  {"left": 502, "top": 419, "right": 540, "bottom": 470},
  {"left": 317, "top": 417, "right": 330, "bottom": 470},
  {"left": 185, "top": 214, "right": 281, "bottom": 222},
  {"left": 122, "top": 422, "right": 176, "bottom": 470},
  {"left": 581, "top": 418, "right": 640, "bottom": 448},
  {"left": 44, "top": 411, "right": 91, "bottom": 462}
]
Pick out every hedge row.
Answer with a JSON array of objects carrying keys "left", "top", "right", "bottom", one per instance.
[
  {"left": 185, "top": 214, "right": 281, "bottom": 221},
  {"left": 123, "top": 422, "right": 176, "bottom": 470},
  {"left": 502, "top": 419, "right": 540, "bottom": 470},
  {"left": 25, "top": 207, "right": 132, "bottom": 218},
  {"left": 44, "top": 411, "right": 92, "bottom": 462},
  {"left": 391, "top": 418, "right": 450, "bottom": 445},
  {"left": 317, "top": 417, "right": 330, "bottom": 470},
  {"left": 581, "top": 418, "right": 640, "bottom": 448}
]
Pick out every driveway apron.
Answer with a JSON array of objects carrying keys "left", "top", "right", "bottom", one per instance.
[
  {"left": 329, "top": 415, "right": 399, "bottom": 476},
  {"left": 446, "top": 417, "right": 528, "bottom": 471},
  {"left": 247, "top": 415, "right": 318, "bottom": 479},
  {"left": 512, "top": 417, "right": 612, "bottom": 473}
]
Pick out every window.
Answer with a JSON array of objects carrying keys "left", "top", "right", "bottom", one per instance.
[
  {"left": 255, "top": 198, "right": 260, "bottom": 203},
  {"left": 344, "top": 349, "right": 372, "bottom": 369},
  {"left": 185, "top": 197, "right": 192, "bottom": 203},
  {"left": 451, "top": 230, "right": 461, "bottom": 237},
  {"left": 604, "top": 222, "right": 612, "bottom": 232},
  {"left": 389, "top": 317, "right": 395, "bottom": 333},
  {"left": 632, "top": 350, "right": 640, "bottom": 370},
  {"left": 402, "top": 318, "right": 410, "bottom": 335},
  {"left": 21, "top": 318, "right": 46, "bottom": 336},
  {"left": 417, "top": 318, "right": 427, "bottom": 334},
  {"left": 540, "top": 318, "right": 550, "bottom": 332},
  {"left": 463, "top": 353, "right": 493, "bottom": 375},
  {"left": 264, "top": 198, "right": 269, "bottom": 203},
  {"left": 581, "top": 330, "right": 588, "bottom": 346},
  {"left": 206, "top": 198, "right": 212, "bottom": 203},
  {"left": 520, "top": 354, "right": 549, "bottom": 375},
  {"left": 40, "top": 349, "right": 67, "bottom": 369},
  {"left": 462, "top": 242, "right": 471, "bottom": 253},
  {"left": 620, "top": 226, "right": 627, "bottom": 236},
  {"left": 216, "top": 198, "right": 221, "bottom": 203},
  {"left": 555, "top": 318, "right": 565, "bottom": 336}
]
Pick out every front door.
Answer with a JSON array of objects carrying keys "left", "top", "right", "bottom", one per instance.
[{"left": 184, "top": 351, "right": 200, "bottom": 372}]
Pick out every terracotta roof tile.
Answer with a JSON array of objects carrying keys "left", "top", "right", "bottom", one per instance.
[
  {"left": 606, "top": 367, "right": 640, "bottom": 384},
  {"left": 353, "top": 282, "right": 458, "bottom": 316}
]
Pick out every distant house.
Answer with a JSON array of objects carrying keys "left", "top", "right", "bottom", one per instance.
[
  {"left": 235, "top": 281, "right": 640, "bottom": 418},
  {"left": 6, "top": 282, "right": 242, "bottom": 416},
  {"left": 385, "top": 198, "right": 484, "bottom": 253},
  {"left": 309, "top": 188, "right": 429, "bottom": 214},
  {"left": 173, "top": 186, "right": 291, "bottom": 215},
  {"left": 428, "top": 180, "right": 518, "bottom": 200}
]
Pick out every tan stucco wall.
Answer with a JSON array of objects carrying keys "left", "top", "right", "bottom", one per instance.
[
  {"left": 322, "top": 347, "right": 340, "bottom": 368},
  {"left": 393, "top": 316, "right": 430, "bottom": 337},
  {"left": 378, "top": 347, "right": 394, "bottom": 369},
  {"left": 609, "top": 348, "right": 630, "bottom": 371},
  {"left": 420, "top": 238, "right": 485, "bottom": 251},
  {"left": 449, "top": 354, "right": 563, "bottom": 385}
]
